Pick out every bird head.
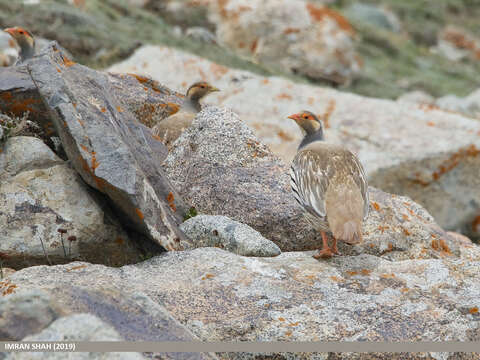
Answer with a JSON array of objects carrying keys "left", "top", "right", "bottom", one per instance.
[
  {"left": 288, "top": 111, "right": 323, "bottom": 136},
  {"left": 4, "top": 27, "right": 35, "bottom": 61},
  {"left": 186, "top": 81, "right": 220, "bottom": 101}
]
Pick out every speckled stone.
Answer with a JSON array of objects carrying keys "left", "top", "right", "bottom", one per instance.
[{"left": 180, "top": 215, "right": 281, "bottom": 257}]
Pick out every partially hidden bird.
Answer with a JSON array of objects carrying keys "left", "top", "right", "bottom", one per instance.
[
  {"left": 288, "top": 111, "right": 369, "bottom": 259},
  {"left": 4, "top": 27, "right": 35, "bottom": 64},
  {"left": 151, "top": 81, "right": 219, "bottom": 149}
]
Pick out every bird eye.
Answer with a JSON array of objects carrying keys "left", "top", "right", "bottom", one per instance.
[{"left": 19, "top": 31, "right": 24, "bottom": 34}]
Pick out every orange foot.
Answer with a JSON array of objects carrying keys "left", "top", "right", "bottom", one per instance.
[{"left": 313, "top": 247, "right": 335, "bottom": 259}]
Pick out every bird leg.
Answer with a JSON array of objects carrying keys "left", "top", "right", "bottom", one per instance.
[
  {"left": 331, "top": 237, "right": 340, "bottom": 255},
  {"left": 313, "top": 231, "right": 334, "bottom": 259}
]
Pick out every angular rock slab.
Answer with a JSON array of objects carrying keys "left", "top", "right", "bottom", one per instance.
[
  {"left": 0, "top": 136, "right": 142, "bottom": 269},
  {"left": 27, "top": 43, "right": 190, "bottom": 251},
  {"left": 164, "top": 106, "right": 459, "bottom": 258},
  {"left": 7, "top": 243, "right": 480, "bottom": 347}
]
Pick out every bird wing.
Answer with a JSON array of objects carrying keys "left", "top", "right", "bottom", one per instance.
[
  {"left": 290, "top": 150, "right": 333, "bottom": 221},
  {"left": 290, "top": 147, "right": 369, "bottom": 221},
  {"left": 343, "top": 150, "right": 369, "bottom": 220}
]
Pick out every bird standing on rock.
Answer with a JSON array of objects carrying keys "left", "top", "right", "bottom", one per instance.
[
  {"left": 4, "top": 27, "right": 35, "bottom": 64},
  {"left": 288, "top": 111, "right": 369, "bottom": 259},
  {"left": 151, "top": 81, "right": 219, "bottom": 149}
]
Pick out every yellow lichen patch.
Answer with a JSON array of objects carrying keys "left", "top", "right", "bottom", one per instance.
[
  {"left": 469, "top": 307, "right": 479, "bottom": 314},
  {"left": 100, "top": 107, "right": 106, "bottom": 113},
  {"left": 135, "top": 208, "right": 144, "bottom": 221},
  {"left": 67, "top": 265, "right": 87, "bottom": 272},
  {"left": 116, "top": 106, "right": 123, "bottom": 113}
]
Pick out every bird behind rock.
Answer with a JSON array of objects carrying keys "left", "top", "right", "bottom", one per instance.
[
  {"left": 288, "top": 110, "right": 369, "bottom": 259},
  {"left": 151, "top": 81, "right": 219, "bottom": 149},
  {"left": 4, "top": 27, "right": 35, "bottom": 64}
]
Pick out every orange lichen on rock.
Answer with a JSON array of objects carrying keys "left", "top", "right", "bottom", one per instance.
[
  {"left": 0, "top": 280, "right": 17, "bottom": 296},
  {"left": 402, "top": 228, "right": 411, "bottom": 236},
  {"left": 371, "top": 201, "right": 381, "bottom": 211},
  {"left": 319, "top": 99, "right": 335, "bottom": 129},
  {"left": 380, "top": 273, "right": 395, "bottom": 279},
  {"left": 416, "top": 145, "right": 480, "bottom": 186},
  {"left": 469, "top": 307, "right": 479, "bottom": 314},
  {"left": 166, "top": 192, "right": 177, "bottom": 212},
  {"left": 277, "top": 130, "right": 294, "bottom": 142},
  {"left": 250, "top": 39, "right": 258, "bottom": 54},
  {"left": 210, "top": 63, "right": 229, "bottom": 78},
  {"left": 427, "top": 121, "right": 435, "bottom": 126},
  {"left": 306, "top": 3, "right": 354, "bottom": 34},
  {"left": 0, "top": 92, "right": 40, "bottom": 116},
  {"left": 61, "top": 55, "right": 76, "bottom": 67},
  {"left": 276, "top": 93, "right": 293, "bottom": 101},
  {"left": 135, "top": 208, "right": 144, "bottom": 221},
  {"left": 439, "top": 239, "right": 451, "bottom": 254},
  {"left": 201, "top": 273, "right": 215, "bottom": 280},
  {"left": 91, "top": 152, "right": 99, "bottom": 172},
  {"left": 67, "top": 265, "right": 87, "bottom": 272},
  {"left": 116, "top": 106, "right": 123, "bottom": 113},
  {"left": 431, "top": 239, "right": 440, "bottom": 251},
  {"left": 115, "top": 237, "right": 124, "bottom": 245},
  {"left": 278, "top": 317, "right": 286, "bottom": 322},
  {"left": 472, "top": 215, "right": 480, "bottom": 232}
]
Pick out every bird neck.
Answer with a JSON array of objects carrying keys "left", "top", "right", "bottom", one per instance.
[
  {"left": 18, "top": 39, "right": 35, "bottom": 62},
  {"left": 298, "top": 130, "right": 324, "bottom": 150},
  {"left": 184, "top": 95, "right": 202, "bottom": 112}
]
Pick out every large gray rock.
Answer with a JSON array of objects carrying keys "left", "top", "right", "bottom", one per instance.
[
  {"left": 6, "top": 239, "right": 480, "bottom": 350},
  {"left": 180, "top": 215, "right": 281, "bottom": 257},
  {"left": 164, "top": 106, "right": 459, "bottom": 258},
  {"left": 3, "top": 267, "right": 216, "bottom": 360},
  {"left": 435, "top": 89, "right": 480, "bottom": 120},
  {"left": 24, "top": 43, "right": 190, "bottom": 252},
  {"left": 7, "top": 314, "right": 145, "bottom": 359},
  {"left": 0, "top": 289, "right": 63, "bottom": 341},
  {"left": 0, "top": 136, "right": 141, "bottom": 269},
  {"left": 110, "top": 45, "right": 480, "bottom": 241}
]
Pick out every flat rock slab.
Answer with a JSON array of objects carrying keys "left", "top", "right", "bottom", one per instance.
[
  {"left": 164, "top": 106, "right": 459, "bottom": 258},
  {"left": 109, "top": 45, "right": 480, "bottom": 240},
  {"left": 6, "top": 241, "right": 480, "bottom": 348},
  {"left": 25, "top": 43, "right": 190, "bottom": 251}
]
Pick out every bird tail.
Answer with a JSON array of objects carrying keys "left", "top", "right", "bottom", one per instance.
[{"left": 333, "top": 220, "right": 363, "bottom": 245}]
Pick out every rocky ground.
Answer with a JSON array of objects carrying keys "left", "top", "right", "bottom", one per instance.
[{"left": 1, "top": 1, "right": 480, "bottom": 359}]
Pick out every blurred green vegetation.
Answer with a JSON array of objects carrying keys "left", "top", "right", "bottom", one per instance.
[{"left": 1, "top": 0, "right": 479, "bottom": 99}]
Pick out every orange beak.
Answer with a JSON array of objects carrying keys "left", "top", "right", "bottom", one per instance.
[
  {"left": 4, "top": 28, "right": 15, "bottom": 36},
  {"left": 288, "top": 113, "right": 301, "bottom": 122}
]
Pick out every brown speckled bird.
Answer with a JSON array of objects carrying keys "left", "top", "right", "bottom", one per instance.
[
  {"left": 151, "top": 81, "right": 219, "bottom": 148},
  {"left": 288, "top": 111, "right": 369, "bottom": 259},
  {"left": 4, "top": 27, "right": 35, "bottom": 64}
]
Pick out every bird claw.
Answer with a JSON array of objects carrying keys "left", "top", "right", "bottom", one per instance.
[{"left": 313, "top": 248, "right": 335, "bottom": 259}]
